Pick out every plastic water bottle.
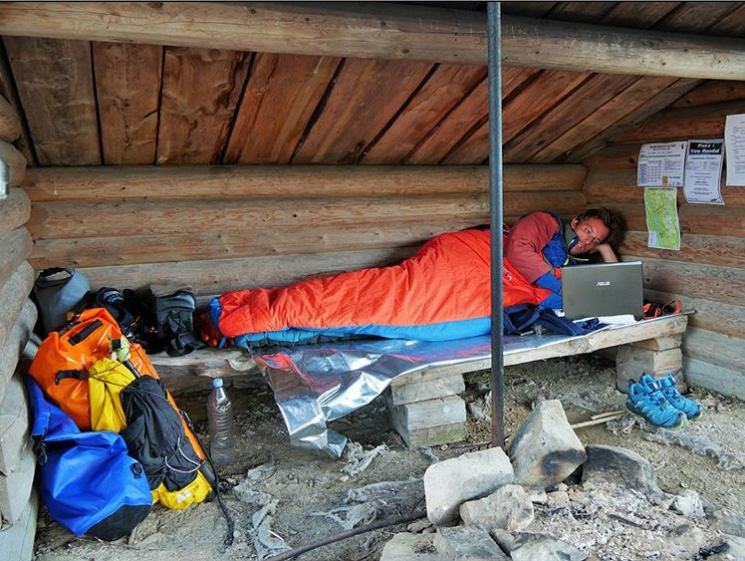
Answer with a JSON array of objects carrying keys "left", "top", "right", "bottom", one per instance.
[{"left": 207, "top": 378, "right": 236, "bottom": 466}]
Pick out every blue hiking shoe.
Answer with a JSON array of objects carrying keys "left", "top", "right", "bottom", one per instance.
[
  {"left": 648, "top": 374, "right": 703, "bottom": 421},
  {"left": 626, "top": 377, "right": 687, "bottom": 429}
]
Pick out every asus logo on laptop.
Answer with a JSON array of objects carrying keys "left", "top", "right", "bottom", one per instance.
[{"left": 596, "top": 281, "right": 611, "bottom": 286}]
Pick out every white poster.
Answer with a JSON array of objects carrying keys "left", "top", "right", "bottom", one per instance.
[
  {"left": 637, "top": 141, "right": 687, "bottom": 187},
  {"left": 725, "top": 114, "right": 745, "bottom": 186},
  {"left": 683, "top": 139, "right": 724, "bottom": 204}
]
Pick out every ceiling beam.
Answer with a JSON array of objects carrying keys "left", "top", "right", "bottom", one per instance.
[{"left": 0, "top": 2, "right": 744, "bottom": 80}]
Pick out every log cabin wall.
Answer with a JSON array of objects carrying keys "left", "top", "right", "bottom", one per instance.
[
  {"left": 0, "top": 77, "right": 38, "bottom": 553},
  {"left": 582, "top": 81, "right": 745, "bottom": 399},
  {"left": 3, "top": 29, "right": 590, "bottom": 297}
]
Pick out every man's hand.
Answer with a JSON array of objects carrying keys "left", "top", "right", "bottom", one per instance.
[{"left": 592, "top": 243, "right": 618, "bottom": 262}]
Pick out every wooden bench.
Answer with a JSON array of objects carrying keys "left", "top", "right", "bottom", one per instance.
[{"left": 153, "top": 315, "right": 688, "bottom": 448}]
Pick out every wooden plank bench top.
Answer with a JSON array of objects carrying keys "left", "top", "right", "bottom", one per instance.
[{"left": 153, "top": 314, "right": 688, "bottom": 396}]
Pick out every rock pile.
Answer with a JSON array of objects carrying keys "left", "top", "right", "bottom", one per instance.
[{"left": 380, "top": 399, "right": 743, "bottom": 561}]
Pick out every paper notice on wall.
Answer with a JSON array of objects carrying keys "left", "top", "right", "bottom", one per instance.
[
  {"left": 644, "top": 188, "right": 680, "bottom": 251},
  {"left": 683, "top": 139, "right": 724, "bottom": 204},
  {"left": 637, "top": 141, "right": 687, "bottom": 187},
  {"left": 725, "top": 114, "right": 745, "bottom": 186}
]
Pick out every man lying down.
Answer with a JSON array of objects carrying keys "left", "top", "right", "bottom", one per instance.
[{"left": 202, "top": 208, "right": 623, "bottom": 349}]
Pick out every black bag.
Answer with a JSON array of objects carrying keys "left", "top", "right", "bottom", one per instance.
[
  {"left": 88, "top": 288, "right": 160, "bottom": 353},
  {"left": 150, "top": 289, "right": 203, "bottom": 357},
  {"left": 32, "top": 267, "right": 90, "bottom": 337}
]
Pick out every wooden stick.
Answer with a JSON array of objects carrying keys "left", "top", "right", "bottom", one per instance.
[{"left": 572, "top": 414, "right": 624, "bottom": 430}]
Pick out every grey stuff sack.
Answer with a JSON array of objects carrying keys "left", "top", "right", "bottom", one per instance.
[{"left": 33, "top": 267, "right": 90, "bottom": 336}]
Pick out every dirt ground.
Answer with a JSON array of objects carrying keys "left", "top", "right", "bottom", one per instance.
[{"left": 33, "top": 353, "right": 745, "bottom": 561}]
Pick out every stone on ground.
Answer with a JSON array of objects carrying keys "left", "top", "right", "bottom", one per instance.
[
  {"left": 433, "top": 526, "right": 509, "bottom": 560},
  {"left": 582, "top": 444, "right": 665, "bottom": 499},
  {"left": 671, "top": 489, "right": 705, "bottom": 518},
  {"left": 459, "top": 484, "right": 534, "bottom": 532},
  {"left": 508, "top": 400, "right": 586, "bottom": 488},
  {"left": 379, "top": 533, "right": 447, "bottom": 561},
  {"left": 424, "top": 447, "right": 513, "bottom": 526},
  {"left": 510, "top": 535, "right": 588, "bottom": 561}
]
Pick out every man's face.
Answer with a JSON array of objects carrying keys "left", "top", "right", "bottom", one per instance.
[{"left": 569, "top": 217, "right": 610, "bottom": 255}]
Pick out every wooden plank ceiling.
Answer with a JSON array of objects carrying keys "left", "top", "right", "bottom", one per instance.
[{"left": 3, "top": 1, "right": 745, "bottom": 168}]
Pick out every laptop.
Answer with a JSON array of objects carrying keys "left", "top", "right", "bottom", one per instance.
[{"left": 561, "top": 261, "right": 644, "bottom": 320}]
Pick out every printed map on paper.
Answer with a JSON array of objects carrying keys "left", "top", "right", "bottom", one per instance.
[{"left": 644, "top": 188, "right": 681, "bottom": 250}]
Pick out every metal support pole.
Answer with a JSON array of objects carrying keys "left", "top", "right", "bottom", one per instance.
[{"left": 487, "top": 2, "right": 505, "bottom": 449}]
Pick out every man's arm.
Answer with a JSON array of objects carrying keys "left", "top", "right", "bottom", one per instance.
[
  {"left": 593, "top": 243, "right": 618, "bottom": 262},
  {"left": 504, "top": 212, "right": 561, "bottom": 283}
]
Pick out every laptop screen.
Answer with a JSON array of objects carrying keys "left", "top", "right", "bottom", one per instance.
[{"left": 561, "top": 261, "right": 644, "bottom": 320}]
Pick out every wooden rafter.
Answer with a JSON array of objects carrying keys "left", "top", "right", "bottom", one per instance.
[{"left": 1, "top": 2, "right": 745, "bottom": 80}]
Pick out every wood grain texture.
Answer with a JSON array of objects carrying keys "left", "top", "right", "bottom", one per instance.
[
  {"left": 157, "top": 47, "right": 250, "bottom": 164},
  {"left": 407, "top": 66, "right": 538, "bottom": 165},
  {"left": 621, "top": 232, "right": 745, "bottom": 269},
  {"left": 361, "top": 63, "right": 487, "bottom": 165},
  {"left": 292, "top": 58, "right": 433, "bottom": 164},
  {"left": 672, "top": 81, "right": 745, "bottom": 108},
  {"left": 0, "top": 189, "right": 31, "bottom": 239},
  {"left": 614, "top": 99, "right": 745, "bottom": 144},
  {"left": 684, "top": 357, "right": 745, "bottom": 401},
  {"left": 654, "top": 1, "right": 742, "bottom": 33},
  {"left": 683, "top": 327, "right": 745, "bottom": 375},
  {"left": 79, "top": 247, "right": 418, "bottom": 295},
  {"left": 0, "top": 95, "right": 20, "bottom": 143},
  {"left": 583, "top": 144, "right": 640, "bottom": 171},
  {"left": 585, "top": 170, "right": 745, "bottom": 207},
  {"left": 0, "top": 42, "right": 35, "bottom": 165},
  {"left": 646, "top": 289, "right": 745, "bottom": 340},
  {"left": 31, "top": 220, "right": 484, "bottom": 269},
  {"left": 440, "top": 120, "right": 489, "bottom": 165},
  {"left": 0, "top": 262, "right": 34, "bottom": 350},
  {"left": 23, "top": 164, "right": 585, "bottom": 202},
  {"left": 618, "top": 203, "right": 745, "bottom": 238},
  {"left": 225, "top": 53, "right": 340, "bottom": 164},
  {"left": 641, "top": 257, "right": 745, "bottom": 308},
  {"left": 504, "top": 73, "right": 639, "bottom": 163},
  {"left": 27, "top": 191, "right": 586, "bottom": 240},
  {"left": 502, "top": 70, "right": 590, "bottom": 145},
  {"left": 2, "top": 4, "right": 745, "bottom": 78},
  {"left": 599, "top": 2, "right": 679, "bottom": 28},
  {"left": 539, "top": 75, "right": 679, "bottom": 163},
  {"left": 3, "top": 37, "right": 100, "bottom": 166},
  {"left": 0, "top": 228, "right": 33, "bottom": 292},
  {"left": 568, "top": 78, "right": 702, "bottom": 163},
  {"left": 92, "top": 42, "right": 162, "bottom": 164}
]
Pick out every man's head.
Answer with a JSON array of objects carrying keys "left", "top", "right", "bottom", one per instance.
[{"left": 568, "top": 207, "right": 622, "bottom": 256}]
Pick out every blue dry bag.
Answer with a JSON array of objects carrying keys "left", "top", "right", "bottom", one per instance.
[{"left": 25, "top": 376, "right": 152, "bottom": 541}]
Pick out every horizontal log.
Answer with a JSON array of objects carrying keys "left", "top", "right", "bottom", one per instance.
[
  {"left": 583, "top": 144, "right": 640, "bottom": 171},
  {"left": 645, "top": 288, "right": 745, "bottom": 340},
  {"left": 621, "top": 231, "right": 745, "bottom": 269},
  {"left": 0, "top": 299, "right": 37, "bottom": 405},
  {"left": 23, "top": 164, "right": 587, "bottom": 202},
  {"left": 0, "top": 95, "right": 20, "bottom": 143},
  {"left": 0, "top": 228, "right": 33, "bottom": 290},
  {"left": 1, "top": 3, "right": 745, "bottom": 79},
  {"left": 585, "top": 170, "right": 745, "bottom": 207},
  {"left": 614, "top": 100, "right": 745, "bottom": 144},
  {"left": 31, "top": 220, "right": 484, "bottom": 269},
  {"left": 0, "top": 262, "right": 34, "bottom": 350},
  {"left": 0, "top": 188, "right": 31, "bottom": 239},
  {"left": 0, "top": 140, "right": 26, "bottom": 187},
  {"left": 28, "top": 191, "right": 587, "bottom": 240},
  {"left": 684, "top": 357, "right": 745, "bottom": 401},
  {"left": 79, "top": 247, "right": 418, "bottom": 295},
  {"left": 617, "top": 203, "right": 745, "bottom": 238},
  {"left": 682, "top": 327, "right": 745, "bottom": 376},
  {"left": 640, "top": 257, "right": 745, "bottom": 308}
]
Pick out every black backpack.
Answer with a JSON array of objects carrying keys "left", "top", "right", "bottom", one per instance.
[{"left": 150, "top": 289, "right": 204, "bottom": 357}]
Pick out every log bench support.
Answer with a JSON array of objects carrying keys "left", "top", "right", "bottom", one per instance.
[{"left": 616, "top": 334, "right": 684, "bottom": 393}]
